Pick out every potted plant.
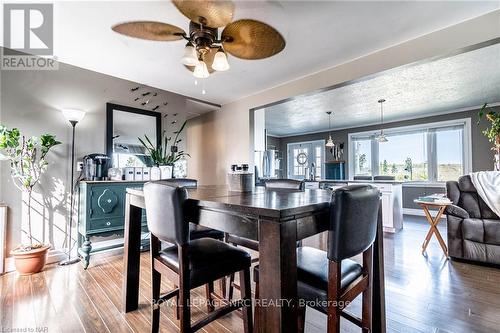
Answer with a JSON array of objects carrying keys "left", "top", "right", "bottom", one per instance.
[
  {"left": 0, "top": 125, "right": 61, "bottom": 274},
  {"left": 479, "top": 103, "right": 500, "bottom": 171},
  {"left": 139, "top": 120, "right": 190, "bottom": 178}
]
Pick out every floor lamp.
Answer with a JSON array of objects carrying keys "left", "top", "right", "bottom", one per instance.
[{"left": 60, "top": 108, "right": 86, "bottom": 266}]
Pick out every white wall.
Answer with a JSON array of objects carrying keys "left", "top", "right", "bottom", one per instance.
[
  {"left": 0, "top": 54, "right": 191, "bottom": 254},
  {"left": 188, "top": 10, "right": 500, "bottom": 185}
]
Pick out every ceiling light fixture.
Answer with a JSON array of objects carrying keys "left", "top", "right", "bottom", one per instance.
[
  {"left": 212, "top": 47, "right": 230, "bottom": 72},
  {"left": 193, "top": 55, "right": 210, "bottom": 79},
  {"left": 326, "top": 111, "right": 335, "bottom": 148},
  {"left": 112, "top": 1, "right": 286, "bottom": 80},
  {"left": 375, "top": 99, "right": 388, "bottom": 143},
  {"left": 181, "top": 42, "right": 198, "bottom": 66}
]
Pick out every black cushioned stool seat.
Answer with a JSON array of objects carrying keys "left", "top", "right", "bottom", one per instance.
[{"left": 159, "top": 238, "right": 251, "bottom": 289}]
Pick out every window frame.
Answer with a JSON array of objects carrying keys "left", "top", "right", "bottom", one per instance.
[
  {"left": 287, "top": 139, "right": 326, "bottom": 180},
  {"left": 348, "top": 118, "right": 472, "bottom": 183}
]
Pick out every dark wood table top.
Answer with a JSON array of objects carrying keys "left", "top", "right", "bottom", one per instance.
[{"left": 127, "top": 185, "right": 332, "bottom": 219}]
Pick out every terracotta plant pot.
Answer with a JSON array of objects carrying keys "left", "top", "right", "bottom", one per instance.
[{"left": 10, "top": 245, "right": 50, "bottom": 275}]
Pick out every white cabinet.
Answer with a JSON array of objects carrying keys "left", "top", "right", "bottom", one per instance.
[{"left": 348, "top": 182, "right": 403, "bottom": 233}]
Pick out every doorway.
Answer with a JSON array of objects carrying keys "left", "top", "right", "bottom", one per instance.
[{"left": 287, "top": 140, "right": 325, "bottom": 180}]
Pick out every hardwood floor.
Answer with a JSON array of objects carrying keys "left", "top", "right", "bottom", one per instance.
[{"left": 2, "top": 216, "right": 500, "bottom": 332}]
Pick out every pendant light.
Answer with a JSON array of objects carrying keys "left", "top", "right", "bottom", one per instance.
[
  {"left": 326, "top": 111, "right": 335, "bottom": 148},
  {"left": 375, "top": 99, "right": 388, "bottom": 143},
  {"left": 212, "top": 47, "right": 230, "bottom": 72}
]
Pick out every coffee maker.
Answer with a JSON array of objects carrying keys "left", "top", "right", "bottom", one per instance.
[{"left": 82, "top": 154, "right": 111, "bottom": 180}]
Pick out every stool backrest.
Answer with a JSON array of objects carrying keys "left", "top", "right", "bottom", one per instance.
[
  {"left": 373, "top": 175, "right": 395, "bottom": 181},
  {"left": 144, "top": 181, "right": 189, "bottom": 245},
  {"left": 353, "top": 175, "right": 373, "bottom": 181},
  {"left": 328, "top": 185, "right": 380, "bottom": 261},
  {"left": 264, "top": 179, "right": 304, "bottom": 190}
]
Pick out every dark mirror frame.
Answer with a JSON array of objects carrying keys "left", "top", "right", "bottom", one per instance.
[{"left": 106, "top": 102, "right": 162, "bottom": 166}]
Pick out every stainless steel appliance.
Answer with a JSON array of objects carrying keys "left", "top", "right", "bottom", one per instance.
[
  {"left": 82, "top": 154, "right": 111, "bottom": 180},
  {"left": 255, "top": 149, "right": 279, "bottom": 185}
]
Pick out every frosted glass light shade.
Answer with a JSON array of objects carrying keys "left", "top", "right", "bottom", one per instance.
[
  {"left": 375, "top": 132, "right": 388, "bottom": 142},
  {"left": 181, "top": 43, "right": 198, "bottom": 66},
  {"left": 62, "top": 108, "right": 86, "bottom": 123},
  {"left": 326, "top": 137, "right": 335, "bottom": 147},
  {"left": 212, "top": 50, "right": 229, "bottom": 71},
  {"left": 193, "top": 60, "right": 210, "bottom": 79}
]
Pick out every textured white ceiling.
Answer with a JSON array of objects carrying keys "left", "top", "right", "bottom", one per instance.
[
  {"left": 265, "top": 42, "right": 500, "bottom": 136},
  {"left": 14, "top": 1, "right": 499, "bottom": 105}
]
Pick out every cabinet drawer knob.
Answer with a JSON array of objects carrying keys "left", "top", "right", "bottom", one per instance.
[{"left": 106, "top": 221, "right": 111, "bottom": 226}]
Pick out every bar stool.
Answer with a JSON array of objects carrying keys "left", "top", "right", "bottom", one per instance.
[
  {"left": 254, "top": 185, "right": 380, "bottom": 333},
  {"left": 144, "top": 181, "right": 253, "bottom": 333},
  {"left": 158, "top": 178, "right": 226, "bottom": 306}
]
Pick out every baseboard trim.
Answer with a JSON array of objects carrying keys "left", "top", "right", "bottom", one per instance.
[{"left": 3, "top": 249, "right": 67, "bottom": 274}]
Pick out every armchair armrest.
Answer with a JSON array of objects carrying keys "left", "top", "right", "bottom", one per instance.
[{"left": 445, "top": 204, "right": 470, "bottom": 219}]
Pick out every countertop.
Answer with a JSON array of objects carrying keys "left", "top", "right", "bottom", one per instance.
[{"left": 80, "top": 180, "right": 146, "bottom": 184}]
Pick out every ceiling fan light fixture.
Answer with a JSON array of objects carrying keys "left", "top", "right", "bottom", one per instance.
[
  {"left": 193, "top": 60, "right": 210, "bottom": 79},
  {"left": 112, "top": 2, "right": 286, "bottom": 79},
  {"left": 212, "top": 48, "right": 230, "bottom": 71},
  {"left": 181, "top": 42, "right": 198, "bottom": 66}
]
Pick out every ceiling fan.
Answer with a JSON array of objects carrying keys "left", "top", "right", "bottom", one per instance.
[{"left": 112, "top": 0, "right": 286, "bottom": 79}]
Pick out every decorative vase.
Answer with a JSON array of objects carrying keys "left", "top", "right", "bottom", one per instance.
[
  {"left": 159, "top": 165, "right": 173, "bottom": 179},
  {"left": 150, "top": 166, "right": 161, "bottom": 181},
  {"left": 11, "top": 244, "right": 50, "bottom": 275}
]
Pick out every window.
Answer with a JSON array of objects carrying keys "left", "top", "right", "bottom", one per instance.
[
  {"left": 436, "top": 127, "right": 464, "bottom": 182},
  {"left": 349, "top": 119, "right": 471, "bottom": 182},
  {"left": 378, "top": 131, "right": 428, "bottom": 181},
  {"left": 287, "top": 140, "right": 325, "bottom": 180},
  {"left": 292, "top": 147, "right": 308, "bottom": 178},
  {"left": 353, "top": 138, "right": 372, "bottom": 176}
]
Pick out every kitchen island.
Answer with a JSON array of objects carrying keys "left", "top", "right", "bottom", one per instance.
[{"left": 304, "top": 179, "right": 403, "bottom": 233}]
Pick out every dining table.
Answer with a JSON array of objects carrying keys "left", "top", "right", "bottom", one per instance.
[{"left": 121, "top": 185, "right": 386, "bottom": 333}]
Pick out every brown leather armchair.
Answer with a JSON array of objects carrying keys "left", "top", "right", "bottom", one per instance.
[{"left": 446, "top": 175, "right": 500, "bottom": 265}]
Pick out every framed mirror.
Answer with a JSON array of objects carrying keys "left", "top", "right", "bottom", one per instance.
[{"left": 106, "top": 103, "right": 161, "bottom": 168}]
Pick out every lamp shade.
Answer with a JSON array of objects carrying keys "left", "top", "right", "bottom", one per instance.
[
  {"left": 375, "top": 132, "right": 388, "bottom": 142},
  {"left": 181, "top": 43, "right": 198, "bottom": 66},
  {"left": 212, "top": 50, "right": 230, "bottom": 71},
  {"left": 193, "top": 60, "right": 210, "bottom": 79},
  {"left": 62, "top": 108, "right": 86, "bottom": 123},
  {"left": 326, "top": 137, "right": 335, "bottom": 147}
]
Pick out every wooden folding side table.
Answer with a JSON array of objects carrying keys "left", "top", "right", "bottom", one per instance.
[{"left": 414, "top": 200, "right": 451, "bottom": 257}]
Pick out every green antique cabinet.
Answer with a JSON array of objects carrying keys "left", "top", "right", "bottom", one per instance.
[{"left": 78, "top": 180, "right": 148, "bottom": 269}]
